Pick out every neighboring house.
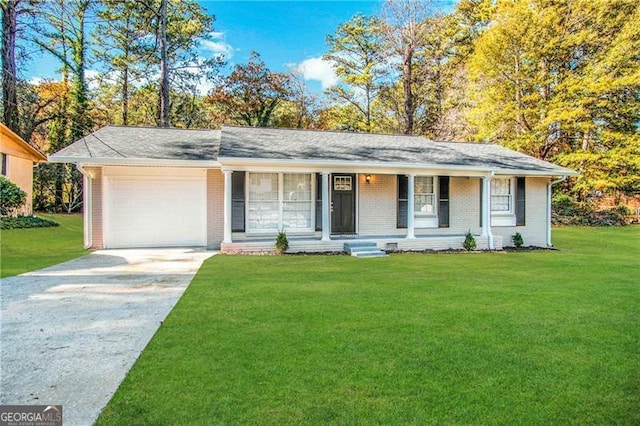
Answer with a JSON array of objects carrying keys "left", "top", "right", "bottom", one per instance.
[
  {"left": 0, "top": 123, "right": 47, "bottom": 215},
  {"left": 49, "top": 125, "right": 576, "bottom": 252}
]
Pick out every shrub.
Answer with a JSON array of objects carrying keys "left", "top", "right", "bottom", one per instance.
[
  {"left": 463, "top": 231, "right": 476, "bottom": 251},
  {"left": 0, "top": 215, "right": 59, "bottom": 229},
  {"left": 551, "top": 194, "right": 629, "bottom": 226},
  {"left": 0, "top": 176, "right": 27, "bottom": 216},
  {"left": 275, "top": 231, "right": 289, "bottom": 255},
  {"left": 512, "top": 232, "right": 524, "bottom": 248}
]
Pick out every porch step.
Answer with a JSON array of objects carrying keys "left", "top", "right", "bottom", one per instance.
[{"left": 344, "top": 242, "right": 388, "bottom": 258}]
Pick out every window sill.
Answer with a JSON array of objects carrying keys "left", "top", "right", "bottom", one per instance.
[
  {"left": 491, "top": 215, "right": 516, "bottom": 227},
  {"left": 414, "top": 217, "right": 438, "bottom": 228}
]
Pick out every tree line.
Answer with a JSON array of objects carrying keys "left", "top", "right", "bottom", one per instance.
[{"left": 1, "top": 0, "right": 639, "bottom": 212}]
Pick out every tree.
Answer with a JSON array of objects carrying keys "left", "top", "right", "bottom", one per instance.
[
  {"left": 467, "top": 0, "right": 640, "bottom": 197},
  {"left": 93, "top": 0, "right": 154, "bottom": 125},
  {"left": 1, "top": 0, "right": 39, "bottom": 135},
  {"left": 36, "top": 0, "right": 92, "bottom": 143},
  {"left": 324, "top": 14, "right": 388, "bottom": 133},
  {"left": 1, "top": 0, "right": 20, "bottom": 131},
  {"left": 380, "top": 0, "right": 431, "bottom": 134},
  {"left": 271, "top": 66, "right": 320, "bottom": 129},
  {"left": 138, "top": 0, "right": 222, "bottom": 127},
  {"left": 207, "top": 51, "right": 292, "bottom": 127}
]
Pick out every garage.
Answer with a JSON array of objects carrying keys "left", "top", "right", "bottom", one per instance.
[{"left": 103, "top": 167, "right": 207, "bottom": 248}]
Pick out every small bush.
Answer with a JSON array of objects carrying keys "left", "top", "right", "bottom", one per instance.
[
  {"left": 0, "top": 215, "right": 59, "bottom": 229},
  {"left": 0, "top": 176, "right": 27, "bottom": 216},
  {"left": 275, "top": 231, "right": 289, "bottom": 255},
  {"left": 512, "top": 232, "right": 524, "bottom": 248},
  {"left": 552, "top": 194, "right": 629, "bottom": 226},
  {"left": 463, "top": 231, "right": 476, "bottom": 251}
]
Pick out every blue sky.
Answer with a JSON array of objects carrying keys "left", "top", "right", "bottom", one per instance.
[{"left": 26, "top": 1, "right": 457, "bottom": 93}]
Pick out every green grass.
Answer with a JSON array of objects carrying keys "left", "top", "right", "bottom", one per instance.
[
  {"left": 0, "top": 213, "right": 87, "bottom": 278},
  {"left": 97, "top": 227, "right": 639, "bottom": 425}
]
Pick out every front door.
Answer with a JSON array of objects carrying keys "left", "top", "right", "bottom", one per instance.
[{"left": 331, "top": 174, "right": 356, "bottom": 234}]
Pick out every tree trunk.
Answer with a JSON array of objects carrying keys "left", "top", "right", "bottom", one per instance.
[
  {"left": 158, "top": 0, "right": 170, "bottom": 127},
  {"left": 403, "top": 43, "right": 414, "bottom": 135},
  {"left": 70, "top": 0, "right": 90, "bottom": 142},
  {"left": 122, "top": 65, "right": 129, "bottom": 125},
  {"left": 1, "top": 0, "right": 19, "bottom": 133}
]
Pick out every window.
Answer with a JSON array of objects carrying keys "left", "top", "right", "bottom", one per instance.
[
  {"left": 414, "top": 176, "right": 435, "bottom": 216},
  {"left": 247, "top": 173, "right": 279, "bottom": 231},
  {"left": 1, "top": 153, "right": 6, "bottom": 176},
  {"left": 283, "top": 174, "right": 312, "bottom": 229},
  {"left": 246, "top": 172, "right": 314, "bottom": 232},
  {"left": 491, "top": 178, "right": 512, "bottom": 213},
  {"left": 333, "top": 176, "right": 351, "bottom": 191}
]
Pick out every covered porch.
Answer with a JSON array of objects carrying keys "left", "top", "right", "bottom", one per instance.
[
  {"left": 219, "top": 170, "right": 502, "bottom": 254},
  {"left": 221, "top": 233, "right": 502, "bottom": 254}
]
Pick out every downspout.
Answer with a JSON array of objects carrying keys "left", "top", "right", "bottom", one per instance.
[
  {"left": 76, "top": 164, "right": 92, "bottom": 249},
  {"left": 547, "top": 176, "right": 567, "bottom": 247}
]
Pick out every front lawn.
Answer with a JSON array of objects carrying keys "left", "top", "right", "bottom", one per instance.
[
  {"left": 0, "top": 213, "right": 87, "bottom": 278},
  {"left": 97, "top": 227, "right": 639, "bottom": 424}
]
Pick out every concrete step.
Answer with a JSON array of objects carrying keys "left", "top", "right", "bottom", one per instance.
[
  {"left": 352, "top": 250, "right": 389, "bottom": 258},
  {"left": 344, "top": 242, "right": 388, "bottom": 258},
  {"left": 344, "top": 242, "right": 378, "bottom": 254}
]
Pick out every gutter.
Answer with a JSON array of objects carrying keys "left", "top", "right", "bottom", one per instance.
[
  {"left": 547, "top": 176, "right": 567, "bottom": 247},
  {"left": 76, "top": 164, "right": 93, "bottom": 249}
]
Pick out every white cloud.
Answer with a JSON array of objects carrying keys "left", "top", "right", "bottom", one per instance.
[
  {"left": 200, "top": 31, "right": 234, "bottom": 60},
  {"left": 29, "top": 76, "right": 46, "bottom": 85},
  {"left": 297, "top": 57, "right": 338, "bottom": 90},
  {"left": 85, "top": 69, "right": 113, "bottom": 91}
]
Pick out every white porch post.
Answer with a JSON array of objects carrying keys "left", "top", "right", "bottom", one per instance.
[
  {"left": 481, "top": 174, "right": 494, "bottom": 249},
  {"left": 406, "top": 174, "right": 415, "bottom": 239},
  {"left": 223, "top": 170, "right": 233, "bottom": 244},
  {"left": 321, "top": 172, "right": 330, "bottom": 241}
]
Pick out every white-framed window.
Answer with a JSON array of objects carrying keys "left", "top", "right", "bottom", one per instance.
[
  {"left": 247, "top": 173, "right": 279, "bottom": 231},
  {"left": 414, "top": 176, "right": 436, "bottom": 216},
  {"left": 283, "top": 173, "right": 312, "bottom": 230},
  {"left": 491, "top": 178, "right": 512, "bottom": 213},
  {"left": 247, "top": 172, "right": 314, "bottom": 233}
]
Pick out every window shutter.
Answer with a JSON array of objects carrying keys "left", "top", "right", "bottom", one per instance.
[
  {"left": 397, "top": 175, "right": 408, "bottom": 228},
  {"left": 438, "top": 176, "right": 450, "bottom": 228},
  {"left": 231, "top": 171, "right": 245, "bottom": 232},
  {"left": 515, "top": 177, "right": 526, "bottom": 226},
  {"left": 315, "top": 173, "right": 322, "bottom": 231}
]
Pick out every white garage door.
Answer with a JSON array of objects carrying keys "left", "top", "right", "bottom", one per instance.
[{"left": 104, "top": 168, "right": 207, "bottom": 248}]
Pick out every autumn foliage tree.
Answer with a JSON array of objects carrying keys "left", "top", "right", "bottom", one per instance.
[{"left": 207, "top": 52, "right": 292, "bottom": 127}]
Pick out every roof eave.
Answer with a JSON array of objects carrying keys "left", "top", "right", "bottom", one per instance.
[
  {"left": 218, "top": 156, "right": 577, "bottom": 176},
  {"left": 47, "top": 156, "right": 221, "bottom": 168}
]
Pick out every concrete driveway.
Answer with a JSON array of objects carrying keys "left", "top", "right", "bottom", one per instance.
[{"left": 0, "top": 248, "right": 215, "bottom": 425}]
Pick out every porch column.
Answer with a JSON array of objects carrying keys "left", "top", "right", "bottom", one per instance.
[
  {"left": 406, "top": 174, "right": 415, "bottom": 239},
  {"left": 321, "top": 172, "right": 330, "bottom": 241},
  {"left": 223, "top": 170, "right": 233, "bottom": 244},
  {"left": 481, "top": 174, "right": 494, "bottom": 249}
]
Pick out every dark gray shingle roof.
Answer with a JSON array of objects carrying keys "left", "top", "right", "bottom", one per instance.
[
  {"left": 50, "top": 125, "right": 575, "bottom": 175},
  {"left": 51, "top": 125, "right": 220, "bottom": 161},
  {"left": 219, "top": 126, "right": 575, "bottom": 175}
]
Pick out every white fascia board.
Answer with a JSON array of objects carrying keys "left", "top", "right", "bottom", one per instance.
[
  {"left": 218, "top": 157, "right": 576, "bottom": 177},
  {"left": 48, "top": 156, "right": 221, "bottom": 168}
]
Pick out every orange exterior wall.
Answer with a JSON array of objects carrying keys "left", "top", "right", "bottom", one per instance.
[{"left": 0, "top": 124, "right": 46, "bottom": 215}]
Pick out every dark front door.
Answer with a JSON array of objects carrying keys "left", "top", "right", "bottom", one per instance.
[{"left": 331, "top": 174, "right": 356, "bottom": 234}]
